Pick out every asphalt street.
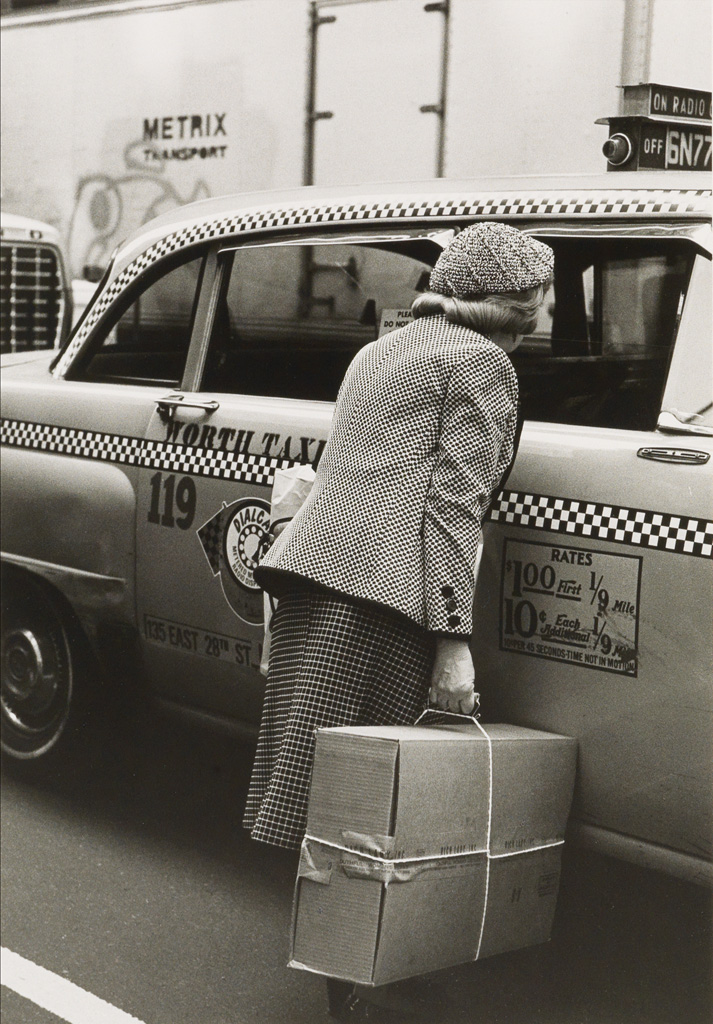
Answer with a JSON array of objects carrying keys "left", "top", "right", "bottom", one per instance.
[{"left": 1, "top": 700, "right": 711, "bottom": 1024}]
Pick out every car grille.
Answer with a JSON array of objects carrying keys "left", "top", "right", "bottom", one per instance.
[{"left": 0, "top": 242, "right": 64, "bottom": 352}]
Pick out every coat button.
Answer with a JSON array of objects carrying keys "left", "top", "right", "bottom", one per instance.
[
  {"left": 446, "top": 598, "right": 458, "bottom": 612},
  {"left": 447, "top": 615, "right": 461, "bottom": 628},
  {"left": 441, "top": 586, "right": 454, "bottom": 598}
]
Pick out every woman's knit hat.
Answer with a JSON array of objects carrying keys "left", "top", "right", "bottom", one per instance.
[{"left": 429, "top": 222, "right": 554, "bottom": 296}]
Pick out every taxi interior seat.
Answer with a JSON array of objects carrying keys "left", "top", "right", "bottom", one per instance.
[
  {"left": 514, "top": 241, "right": 681, "bottom": 431},
  {"left": 516, "top": 354, "right": 668, "bottom": 430},
  {"left": 81, "top": 321, "right": 188, "bottom": 386},
  {"left": 202, "top": 339, "right": 359, "bottom": 402},
  {"left": 202, "top": 301, "right": 375, "bottom": 400}
]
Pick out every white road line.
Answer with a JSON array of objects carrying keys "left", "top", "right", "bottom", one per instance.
[{"left": 1, "top": 948, "right": 148, "bottom": 1024}]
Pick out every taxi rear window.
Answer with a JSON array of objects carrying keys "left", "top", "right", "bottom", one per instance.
[{"left": 513, "top": 238, "right": 694, "bottom": 431}]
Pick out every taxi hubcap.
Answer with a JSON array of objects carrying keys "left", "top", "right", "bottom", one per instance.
[
  {"left": 2, "top": 627, "right": 60, "bottom": 729},
  {"left": 0, "top": 583, "right": 71, "bottom": 755}
]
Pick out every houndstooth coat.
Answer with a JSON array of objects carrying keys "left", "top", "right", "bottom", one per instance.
[{"left": 255, "top": 313, "right": 519, "bottom": 638}]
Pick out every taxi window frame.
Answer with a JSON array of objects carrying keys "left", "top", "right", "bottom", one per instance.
[
  {"left": 63, "top": 219, "right": 711, "bottom": 425},
  {"left": 517, "top": 224, "right": 708, "bottom": 432},
  {"left": 182, "top": 227, "right": 455, "bottom": 397},
  {"left": 659, "top": 249, "right": 713, "bottom": 436},
  {"left": 50, "top": 255, "right": 116, "bottom": 372},
  {"left": 519, "top": 222, "right": 712, "bottom": 252},
  {"left": 65, "top": 244, "right": 212, "bottom": 387}
]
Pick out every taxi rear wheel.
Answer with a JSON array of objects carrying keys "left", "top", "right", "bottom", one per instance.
[{"left": 1, "top": 574, "right": 87, "bottom": 762}]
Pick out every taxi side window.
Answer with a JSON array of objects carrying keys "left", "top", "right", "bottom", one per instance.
[
  {"left": 202, "top": 242, "right": 431, "bottom": 401},
  {"left": 71, "top": 253, "right": 205, "bottom": 386},
  {"left": 516, "top": 239, "right": 694, "bottom": 431}
]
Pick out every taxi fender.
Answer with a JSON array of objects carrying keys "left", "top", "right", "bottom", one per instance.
[{"left": 0, "top": 447, "right": 136, "bottom": 633}]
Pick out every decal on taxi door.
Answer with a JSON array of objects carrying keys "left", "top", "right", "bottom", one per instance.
[
  {"left": 500, "top": 539, "right": 642, "bottom": 676},
  {"left": 197, "top": 498, "right": 271, "bottom": 624},
  {"left": 143, "top": 614, "right": 257, "bottom": 669}
]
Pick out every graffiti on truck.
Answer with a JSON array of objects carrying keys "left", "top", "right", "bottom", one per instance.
[{"left": 67, "top": 139, "right": 210, "bottom": 278}]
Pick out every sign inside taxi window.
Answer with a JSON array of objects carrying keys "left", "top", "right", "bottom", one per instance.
[
  {"left": 379, "top": 308, "right": 413, "bottom": 336},
  {"left": 500, "top": 540, "right": 642, "bottom": 676}
]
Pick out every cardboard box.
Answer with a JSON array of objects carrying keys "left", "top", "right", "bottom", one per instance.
[{"left": 290, "top": 722, "right": 577, "bottom": 985}]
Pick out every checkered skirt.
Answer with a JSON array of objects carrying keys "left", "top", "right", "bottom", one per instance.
[{"left": 243, "top": 584, "right": 435, "bottom": 849}]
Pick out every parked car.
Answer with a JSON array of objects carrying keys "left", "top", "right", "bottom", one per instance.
[
  {"left": 1, "top": 173, "right": 711, "bottom": 886},
  {"left": 0, "top": 211, "right": 73, "bottom": 356}
]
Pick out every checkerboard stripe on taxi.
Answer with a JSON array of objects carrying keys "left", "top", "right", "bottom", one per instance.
[
  {"left": 0, "top": 418, "right": 289, "bottom": 488},
  {"left": 3, "top": 418, "right": 711, "bottom": 559},
  {"left": 489, "top": 491, "right": 713, "bottom": 558}
]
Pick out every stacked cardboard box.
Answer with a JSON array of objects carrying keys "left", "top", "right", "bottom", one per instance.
[{"left": 290, "top": 722, "right": 577, "bottom": 985}]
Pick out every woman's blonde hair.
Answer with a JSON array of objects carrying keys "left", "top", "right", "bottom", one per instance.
[{"left": 411, "top": 280, "right": 551, "bottom": 337}]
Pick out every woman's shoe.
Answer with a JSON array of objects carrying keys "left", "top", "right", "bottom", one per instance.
[
  {"left": 326, "top": 976, "right": 451, "bottom": 1021},
  {"left": 326, "top": 978, "right": 411, "bottom": 1021}
]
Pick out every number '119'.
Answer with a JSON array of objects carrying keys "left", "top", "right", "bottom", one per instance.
[{"left": 148, "top": 472, "right": 196, "bottom": 529}]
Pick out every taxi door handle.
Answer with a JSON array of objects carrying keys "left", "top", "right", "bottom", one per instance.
[
  {"left": 156, "top": 393, "right": 220, "bottom": 420},
  {"left": 637, "top": 447, "right": 709, "bottom": 465}
]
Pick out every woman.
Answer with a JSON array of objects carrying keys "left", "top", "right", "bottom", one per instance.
[
  {"left": 244, "top": 222, "right": 554, "bottom": 1014},
  {"left": 245, "top": 220, "right": 553, "bottom": 846}
]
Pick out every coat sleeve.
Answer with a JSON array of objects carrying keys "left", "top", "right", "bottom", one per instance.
[{"left": 423, "top": 348, "right": 518, "bottom": 637}]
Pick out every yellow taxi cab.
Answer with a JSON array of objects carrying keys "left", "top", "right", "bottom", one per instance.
[{"left": 2, "top": 162, "right": 711, "bottom": 885}]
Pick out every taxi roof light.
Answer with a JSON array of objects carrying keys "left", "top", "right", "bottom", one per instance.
[
  {"left": 602, "top": 133, "right": 633, "bottom": 167},
  {"left": 597, "top": 83, "right": 711, "bottom": 172}
]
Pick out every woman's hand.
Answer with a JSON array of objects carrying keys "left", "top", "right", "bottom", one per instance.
[
  {"left": 265, "top": 521, "right": 288, "bottom": 549},
  {"left": 429, "top": 637, "right": 476, "bottom": 714}
]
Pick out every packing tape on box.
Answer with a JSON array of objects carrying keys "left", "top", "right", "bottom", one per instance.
[
  {"left": 300, "top": 721, "right": 564, "bottom": 960},
  {"left": 294, "top": 834, "right": 471, "bottom": 887},
  {"left": 298, "top": 837, "right": 337, "bottom": 885},
  {"left": 340, "top": 853, "right": 467, "bottom": 884},
  {"left": 340, "top": 830, "right": 396, "bottom": 859},
  {"left": 300, "top": 835, "right": 484, "bottom": 885},
  {"left": 299, "top": 833, "right": 563, "bottom": 876}
]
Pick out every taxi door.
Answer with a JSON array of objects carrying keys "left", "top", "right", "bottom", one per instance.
[
  {"left": 134, "top": 230, "right": 446, "bottom": 726},
  {"left": 472, "top": 229, "right": 712, "bottom": 873},
  {"left": 135, "top": 387, "right": 333, "bottom": 726}
]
